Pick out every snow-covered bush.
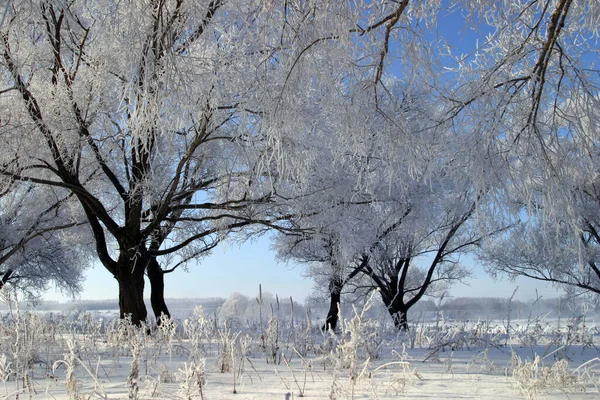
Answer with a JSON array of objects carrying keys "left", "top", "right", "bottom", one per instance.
[{"left": 511, "top": 354, "right": 580, "bottom": 400}]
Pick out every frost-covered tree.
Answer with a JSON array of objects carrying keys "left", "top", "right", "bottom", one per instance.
[
  {"left": 355, "top": 197, "right": 477, "bottom": 331},
  {"left": 3, "top": 0, "right": 596, "bottom": 324},
  {"left": 273, "top": 77, "right": 498, "bottom": 331},
  {"left": 0, "top": 181, "right": 90, "bottom": 300},
  {"left": 0, "top": 0, "right": 418, "bottom": 324},
  {"left": 479, "top": 97, "right": 600, "bottom": 299},
  {"left": 480, "top": 218, "right": 600, "bottom": 299},
  {"left": 278, "top": 229, "right": 364, "bottom": 332},
  {"left": 445, "top": 1, "right": 600, "bottom": 299}
]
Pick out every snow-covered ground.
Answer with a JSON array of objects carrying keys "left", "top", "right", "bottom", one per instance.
[{"left": 0, "top": 303, "right": 598, "bottom": 400}]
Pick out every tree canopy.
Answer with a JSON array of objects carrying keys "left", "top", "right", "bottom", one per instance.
[{"left": 1, "top": 0, "right": 599, "bottom": 321}]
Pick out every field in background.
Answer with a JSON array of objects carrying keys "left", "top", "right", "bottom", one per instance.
[{"left": 0, "top": 293, "right": 599, "bottom": 399}]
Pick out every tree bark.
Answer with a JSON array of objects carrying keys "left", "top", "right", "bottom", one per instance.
[
  {"left": 0, "top": 269, "right": 13, "bottom": 290},
  {"left": 390, "top": 308, "right": 409, "bottom": 331},
  {"left": 381, "top": 291, "right": 409, "bottom": 331},
  {"left": 147, "top": 258, "right": 171, "bottom": 323},
  {"left": 115, "top": 256, "right": 148, "bottom": 326},
  {"left": 322, "top": 277, "right": 343, "bottom": 332}
]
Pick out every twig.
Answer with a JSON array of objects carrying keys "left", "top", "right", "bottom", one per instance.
[
  {"left": 245, "top": 357, "right": 263, "bottom": 381},
  {"left": 273, "top": 365, "right": 290, "bottom": 390},
  {"left": 282, "top": 354, "right": 305, "bottom": 397}
]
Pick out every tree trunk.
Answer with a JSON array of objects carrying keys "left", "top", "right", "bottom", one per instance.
[
  {"left": 115, "top": 257, "right": 148, "bottom": 326},
  {"left": 391, "top": 308, "right": 409, "bottom": 331},
  {"left": 0, "top": 269, "right": 13, "bottom": 290},
  {"left": 322, "top": 277, "right": 342, "bottom": 332},
  {"left": 380, "top": 291, "right": 409, "bottom": 331},
  {"left": 147, "top": 258, "right": 171, "bottom": 323}
]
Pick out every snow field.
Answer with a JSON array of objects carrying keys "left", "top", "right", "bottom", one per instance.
[{"left": 0, "top": 304, "right": 598, "bottom": 400}]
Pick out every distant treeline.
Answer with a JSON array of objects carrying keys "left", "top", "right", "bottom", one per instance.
[
  {"left": 408, "top": 297, "right": 594, "bottom": 321},
  {"left": 305, "top": 295, "right": 597, "bottom": 324},
  {"left": 0, "top": 295, "right": 594, "bottom": 323},
  {"left": 0, "top": 297, "right": 227, "bottom": 314}
]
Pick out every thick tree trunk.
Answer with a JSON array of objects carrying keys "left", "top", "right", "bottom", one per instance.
[
  {"left": 390, "top": 308, "right": 409, "bottom": 331},
  {"left": 381, "top": 291, "right": 409, "bottom": 331},
  {"left": 115, "top": 257, "right": 148, "bottom": 326},
  {"left": 322, "top": 277, "right": 343, "bottom": 332},
  {"left": 147, "top": 258, "right": 171, "bottom": 323}
]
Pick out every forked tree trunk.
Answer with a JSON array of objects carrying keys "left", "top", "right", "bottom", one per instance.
[
  {"left": 322, "top": 277, "right": 343, "bottom": 332},
  {"left": 147, "top": 258, "right": 171, "bottom": 323},
  {"left": 115, "top": 257, "right": 148, "bottom": 326}
]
